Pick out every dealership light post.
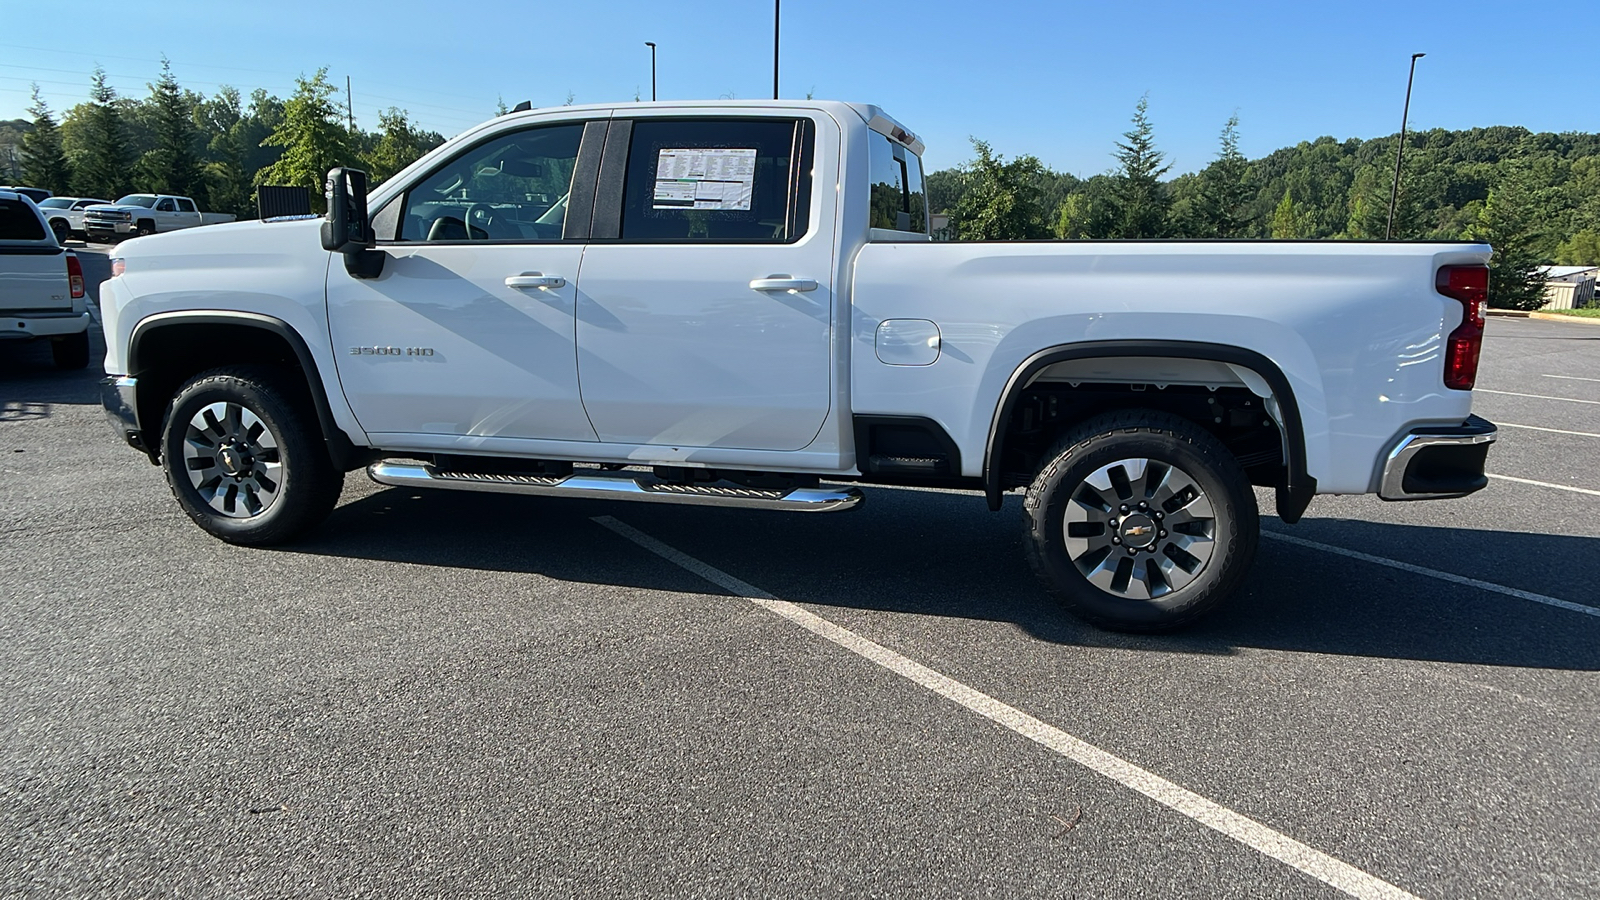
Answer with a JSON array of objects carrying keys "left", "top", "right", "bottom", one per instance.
[
  {"left": 645, "top": 42, "right": 657, "bottom": 101},
  {"left": 773, "top": 0, "right": 781, "bottom": 99},
  {"left": 1386, "top": 52, "right": 1425, "bottom": 240}
]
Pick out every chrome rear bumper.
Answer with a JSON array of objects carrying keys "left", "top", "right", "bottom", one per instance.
[{"left": 1378, "top": 415, "right": 1497, "bottom": 500}]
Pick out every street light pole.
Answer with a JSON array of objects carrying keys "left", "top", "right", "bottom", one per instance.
[
  {"left": 773, "top": 0, "right": 780, "bottom": 99},
  {"left": 645, "top": 42, "right": 657, "bottom": 101},
  {"left": 1386, "top": 52, "right": 1425, "bottom": 240}
]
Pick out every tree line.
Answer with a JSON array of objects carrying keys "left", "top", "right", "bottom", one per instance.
[
  {"left": 3, "top": 62, "right": 446, "bottom": 217},
  {"left": 930, "top": 98, "right": 1600, "bottom": 309}
]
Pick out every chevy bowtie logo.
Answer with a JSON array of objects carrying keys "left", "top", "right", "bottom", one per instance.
[{"left": 1125, "top": 525, "right": 1152, "bottom": 537}]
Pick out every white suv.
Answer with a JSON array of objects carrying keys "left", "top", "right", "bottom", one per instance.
[{"left": 0, "top": 190, "right": 91, "bottom": 368}]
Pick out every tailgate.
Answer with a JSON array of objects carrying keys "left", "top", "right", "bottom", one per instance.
[{"left": 0, "top": 196, "right": 71, "bottom": 314}]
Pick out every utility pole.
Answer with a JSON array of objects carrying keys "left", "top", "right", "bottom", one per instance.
[
  {"left": 345, "top": 75, "right": 355, "bottom": 132},
  {"left": 1386, "top": 53, "right": 1425, "bottom": 240},
  {"left": 645, "top": 42, "right": 657, "bottom": 101},
  {"left": 773, "top": 0, "right": 780, "bottom": 99}
]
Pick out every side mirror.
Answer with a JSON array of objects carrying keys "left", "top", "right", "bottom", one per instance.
[
  {"left": 320, "top": 167, "right": 384, "bottom": 279},
  {"left": 320, "top": 167, "right": 372, "bottom": 252}
]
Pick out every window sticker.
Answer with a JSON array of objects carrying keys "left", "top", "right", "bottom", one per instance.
[{"left": 652, "top": 148, "right": 757, "bottom": 210}]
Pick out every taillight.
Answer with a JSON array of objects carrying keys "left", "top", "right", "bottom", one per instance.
[
  {"left": 110, "top": 257, "right": 126, "bottom": 277},
  {"left": 66, "top": 253, "right": 85, "bottom": 300},
  {"left": 1436, "top": 265, "right": 1487, "bottom": 391}
]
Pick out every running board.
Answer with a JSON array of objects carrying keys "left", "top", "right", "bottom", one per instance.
[{"left": 367, "top": 462, "right": 864, "bottom": 513}]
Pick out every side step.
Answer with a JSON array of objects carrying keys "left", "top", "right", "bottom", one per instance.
[{"left": 367, "top": 462, "right": 864, "bottom": 513}]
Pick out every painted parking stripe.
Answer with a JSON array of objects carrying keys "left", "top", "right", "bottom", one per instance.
[
  {"left": 1542, "top": 374, "right": 1600, "bottom": 384},
  {"left": 1476, "top": 389, "right": 1600, "bottom": 405},
  {"left": 1263, "top": 531, "right": 1600, "bottom": 618},
  {"left": 594, "top": 514, "right": 1424, "bottom": 900},
  {"left": 1495, "top": 422, "right": 1600, "bottom": 439},
  {"left": 1486, "top": 473, "right": 1600, "bottom": 498}
]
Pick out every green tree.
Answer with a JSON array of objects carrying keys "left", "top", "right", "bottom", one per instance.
[
  {"left": 20, "top": 86, "right": 72, "bottom": 194},
  {"left": 255, "top": 69, "right": 356, "bottom": 213},
  {"left": 70, "top": 67, "right": 132, "bottom": 199},
  {"left": 139, "top": 59, "right": 205, "bottom": 203},
  {"left": 1194, "top": 115, "right": 1251, "bottom": 238},
  {"left": 1555, "top": 229, "right": 1600, "bottom": 265},
  {"left": 1105, "top": 96, "right": 1172, "bottom": 238},
  {"left": 362, "top": 107, "right": 433, "bottom": 184},
  {"left": 1270, "top": 189, "right": 1312, "bottom": 239},
  {"left": 949, "top": 138, "right": 1050, "bottom": 240},
  {"left": 1464, "top": 164, "right": 1549, "bottom": 310}
]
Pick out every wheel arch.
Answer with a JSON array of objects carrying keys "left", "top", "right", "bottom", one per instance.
[
  {"left": 127, "top": 311, "right": 368, "bottom": 470},
  {"left": 983, "top": 340, "right": 1315, "bottom": 521}
]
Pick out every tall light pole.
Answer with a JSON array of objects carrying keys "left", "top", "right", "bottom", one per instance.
[
  {"left": 773, "top": 0, "right": 780, "bottom": 99},
  {"left": 645, "top": 42, "right": 657, "bottom": 101},
  {"left": 1386, "top": 52, "right": 1425, "bottom": 240}
]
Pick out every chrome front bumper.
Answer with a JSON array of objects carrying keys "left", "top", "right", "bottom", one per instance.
[
  {"left": 101, "top": 375, "right": 154, "bottom": 459},
  {"left": 1378, "top": 415, "right": 1497, "bottom": 500}
]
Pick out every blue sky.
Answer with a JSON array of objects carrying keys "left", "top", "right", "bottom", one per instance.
[{"left": 2, "top": 0, "right": 1593, "bottom": 176}]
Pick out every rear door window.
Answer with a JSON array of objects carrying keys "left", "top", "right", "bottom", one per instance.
[
  {"left": 617, "top": 118, "right": 811, "bottom": 242},
  {"left": 0, "top": 198, "right": 47, "bottom": 240},
  {"left": 176, "top": 198, "right": 197, "bottom": 213}
]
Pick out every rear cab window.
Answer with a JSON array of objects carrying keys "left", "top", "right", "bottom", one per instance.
[
  {"left": 0, "top": 197, "right": 48, "bottom": 241},
  {"left": 868, "top": 129, "right": 927, "bottom": 237},
  {"left": 615, "top": 117, "right": 813, "bottom": 243}
]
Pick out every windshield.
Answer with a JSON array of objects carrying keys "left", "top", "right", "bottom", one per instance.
[
  {"left": 37, "top": 198, "right": 72, "bottom": 209},
  {"left": 115, "top": 195, "right": 158, "bottom": 208}
]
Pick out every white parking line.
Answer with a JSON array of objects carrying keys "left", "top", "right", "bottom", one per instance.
[
  {"left": 1543, "top": 374, "right": 1600, "bottom": 384},
  {"left": 594, "top": 514, "right": 1423, "bottom": 900},
  {"left": 1263, "top": 531, "right": 1600, "bottom": 618},
  {"left": 1476, "top": 389, "right": 1600, "bottom": 405},
  {"left": 1496, "top": 422, "right": 1600, "bottom": 439},
  {"left": 1486, "top": 473, "right": 1600, "bottom": 498}
]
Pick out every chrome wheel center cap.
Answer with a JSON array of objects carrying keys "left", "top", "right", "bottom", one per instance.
[
  {"left": 218, "top": 443, "right": 252, "bottom": 476},
  {"left": 1119, "top": 513, "right": 1158, "bottom": 549}
]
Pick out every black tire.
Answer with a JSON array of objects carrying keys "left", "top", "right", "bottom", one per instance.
[
  {"left": 49, "top": 218, "right": 71, "bottom": 243},
  {"left": 51, "top": 329, "right": 91, "bottom": 369},
  {"left": 135, "top": 220, "right": 155, "bottom": 237},
  {"left": 160, "top": 366, "right": 343, "bottom": 546},
  {"left": 1022, "top": 410, "right": 1259, "bottom": 633}
]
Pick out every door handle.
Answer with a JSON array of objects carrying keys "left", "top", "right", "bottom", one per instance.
[
  {"left": 749, "top": 276, "right": 818, "bottom": 293},
  {"left": 505, "top": 272, "right": 566, "bottom": 290}
]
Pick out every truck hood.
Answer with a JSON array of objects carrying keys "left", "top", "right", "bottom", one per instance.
[
  {"left": 85, "top": 204, "right": 147, "bottom": 215},
  {"left": 113, "top": 216, "right": 322, "bottom": 258}
]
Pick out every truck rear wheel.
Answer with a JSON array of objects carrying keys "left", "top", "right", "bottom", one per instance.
[
  {"left": 1022, "top": 410, "right": 1259, "bottom": 633},
  {"left": 160, "top": 366, "right": 343, "bottom": 546}
]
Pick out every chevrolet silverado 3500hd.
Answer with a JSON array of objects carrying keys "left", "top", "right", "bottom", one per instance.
[{"left": 97, "top": 100, "right": 1497, "bottom": 631}]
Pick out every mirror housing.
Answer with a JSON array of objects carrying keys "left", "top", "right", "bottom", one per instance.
[{"left": 320, "top": 167, "right": 384, "bottom": 279}]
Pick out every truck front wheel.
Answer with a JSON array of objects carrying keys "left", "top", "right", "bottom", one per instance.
[
  {"left": 1022, "top": 410, "right": 1259, "bottom": 633},
  {"left": 160, "top": 367, "right": 343, "bottom": 545}
]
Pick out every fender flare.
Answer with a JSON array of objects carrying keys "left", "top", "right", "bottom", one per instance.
[
  {"left": 128, "top": 310, "right": 368, "bottom": 470},
  {"left": 982, "top": 340, "right": 1316, "bottom": 522}
]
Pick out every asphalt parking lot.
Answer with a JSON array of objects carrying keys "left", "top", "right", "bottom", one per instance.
[{"left": 2, "top": 257, "right": 1597, "bottom": 899}]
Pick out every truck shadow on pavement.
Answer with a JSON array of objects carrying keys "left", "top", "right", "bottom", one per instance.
[
  {"left": 287, "top": 480, "right": 1600, "bottom": 672},
  {"left": 0, "top": 337, "right": 105, "bottom": 417}
]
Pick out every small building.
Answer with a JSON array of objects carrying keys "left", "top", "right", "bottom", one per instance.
[{"left": 1539, "top": 265, "right": 1598, "bottom": 310}]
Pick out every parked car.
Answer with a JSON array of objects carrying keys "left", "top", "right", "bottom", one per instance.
[
  {"left": 96, "top": 100, "right": 1498, "bottom": 632},
  {"left": 83, "top": 194, "right": 236, "bottom": 241},
  {"left": 0, "top": 185, "right": 52, "bottom": 204},
  {"left": 0, "top": 190, "right": 90, "bottom": 368},
  {"left": 35, "top": 196, "right": 111, "bottom": 243}
]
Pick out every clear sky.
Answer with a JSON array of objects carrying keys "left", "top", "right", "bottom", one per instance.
[{"left": 2, "top": 0, "right": 1593, "bottom": 176}]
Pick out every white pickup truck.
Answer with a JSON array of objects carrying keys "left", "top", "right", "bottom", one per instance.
[
  {"left": 83, "top": 194, "right": 235, "bottom": 241},
  {"left": 1, "top": 190, "right": 91, "bottom": 368},
  {"left": 97, "top": 100, "right": 1497, "bottom": 631}
]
